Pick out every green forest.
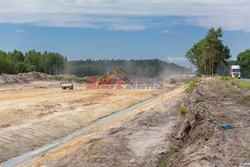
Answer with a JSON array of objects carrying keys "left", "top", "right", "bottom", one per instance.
[
  {"left": 0, "top": 50, "right": 190, "bottom": 77},
  {"left": 185, "top": 27, "right": 250, "bottom": 77},
  {"left": 0, "top": 50, "right": 67, "bottom": 75}
]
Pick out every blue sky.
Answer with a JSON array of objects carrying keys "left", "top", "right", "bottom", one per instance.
[{"left": 0, "top": 0, "right": 250, "bottom": 67}]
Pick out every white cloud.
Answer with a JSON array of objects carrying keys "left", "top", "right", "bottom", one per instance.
[
  {"left": 0, "top": 0, "right": 250, "bottom": 31},
  {"left": 187, "top": 16, "right": 250, "bottom": 32},
  {"left": 14, "top": 30, "right": 26, "bottom": 34},
  {"left": 160, "top": 29, "right": 177, "bottom": 35},
  {"left": 108, "top": 24, "right": 145, "bottom": 31}
]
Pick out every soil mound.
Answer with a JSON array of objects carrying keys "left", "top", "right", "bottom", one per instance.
[
  {"left": 163, "top": 77, "right": 250, "bottom": 167},
  {"left": 0, "top": 72, "right": 51, "bottom": 84}
]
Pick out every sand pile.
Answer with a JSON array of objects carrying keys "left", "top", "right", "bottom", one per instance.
[{"left": 0, "top": 72, "right": 51, "bottom": 84}]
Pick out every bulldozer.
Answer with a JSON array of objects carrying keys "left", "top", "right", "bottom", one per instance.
[{"left": 98, "top": 67, "right": 127, "bottom": 84}]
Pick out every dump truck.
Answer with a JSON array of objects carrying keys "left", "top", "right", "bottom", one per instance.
[{"left": 60, "top": 82, "right": 74, "bottom": 90}]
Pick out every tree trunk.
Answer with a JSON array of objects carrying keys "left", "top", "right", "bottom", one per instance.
[
  {"left": 203, "top": 61, "right": 206, "bottom": 75},
  {"left": 212, "top": 58, "right": 214, "bottom": 76}
]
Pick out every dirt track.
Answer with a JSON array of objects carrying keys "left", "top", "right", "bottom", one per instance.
[{"left": 0, "top": 80, "right": 175, "bottom": 164}]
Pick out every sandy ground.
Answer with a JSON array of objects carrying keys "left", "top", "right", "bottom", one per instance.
[
  {"left": 2, "top": 74, "right": 246, "bottom": 167},
  {"left": 16, "top": 84, "right": 186, "bottom": 167},
  {"left": 0, "top": 80, "right": 175, "bottom": 164},
  {"left": 161, "top": 77, "right": 250, "bottom": 167},
  {"left": 17, "top": 77, "right": 250, "bottom": 167}
]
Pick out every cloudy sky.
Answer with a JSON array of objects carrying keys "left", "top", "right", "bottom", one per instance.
[{"left": 0, "top": 0, "right": 250, "bottom": 66}]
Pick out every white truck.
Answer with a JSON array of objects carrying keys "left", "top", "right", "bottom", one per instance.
[
  {"left": 230, "top": 65, "right": 241, "bottom": 79},
  {"left": 60, "top": 82, "right": 74, "bottom": 90}
]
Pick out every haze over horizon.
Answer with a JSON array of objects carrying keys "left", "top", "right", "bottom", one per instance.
[{"left": 1, "top": 0, "right": 250, "bottom": 67}]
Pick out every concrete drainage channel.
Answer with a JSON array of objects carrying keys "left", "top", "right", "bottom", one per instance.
[{"left": 0, "top": 89, "right": 174, "bottom": 167}]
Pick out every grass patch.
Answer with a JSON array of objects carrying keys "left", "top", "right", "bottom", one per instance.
[
  {"left": 160, "top": 147, "right": 177, "bottom": 167},
  {"left": 189, "top": 81, "right": 196, "bottom": 88},
  {"left": 234, "top": 80, "right": 250, "bottom": 90},
  {"left": 195, "top": 98, "right": 204, "bottom": 104},
  {"left": 169, "top": 147, "right": 176, "bottom": 154},
  {"left": 239, "top": 96, "right": 245, "bottom": 104},
  {"left": 185, "top": 77, "right": 199, "bottom": 92},
  {"left": 52, "top": 75, "right": 65, "bottom": 80},
  {"left": 180, "top": 107, "right": 189, "bottom": 115},
  {"left": 239, "top": 95, "right": 250, "bottom": 104},
  {"left": 52, "top": 75, "right": 87, "bottom": 83},
  {"left": 221, "top": 76, "right": 250, "bottom": 90}
]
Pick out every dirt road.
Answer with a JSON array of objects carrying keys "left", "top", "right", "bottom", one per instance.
[{"left": 0, "top": 80, "right": 175, "bottom": 164}]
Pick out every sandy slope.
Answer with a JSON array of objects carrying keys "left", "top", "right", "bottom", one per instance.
[
  {"left": 17, "top": 84, "right": 186, "bottom": 167},
  {"left": 0, "top": 80, "right": 172, "bottom": 163},
  {"left": 5, "top": 77, "right": 249, "bottom": 167},
  {"left": 161, "top": 77, "right": 250, "bottom": 167}
]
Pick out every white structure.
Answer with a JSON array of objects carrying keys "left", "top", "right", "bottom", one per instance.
[{"left": 230, "top": 65, "right": 241, "bottom": 79}]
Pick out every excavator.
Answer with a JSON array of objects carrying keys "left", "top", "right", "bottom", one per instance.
[{"left": 98, "top": 67, "right": 127, "bottom": 84}]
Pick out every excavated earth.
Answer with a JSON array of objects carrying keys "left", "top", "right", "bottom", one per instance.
[
  {"left": 18, "top": 77, "right": 250, "bottom": 167},
  {"left": 1, "top": 73, "right": 248, "bottom": 167},
  {"left": 0, "top": 72, "right": 178, "bottom": 165},
  {"left": 161, "top": 77, "right": 250, "bottom": 167},
  {"left": 16, "top": 82, "right": 186, "bottom": 167}
]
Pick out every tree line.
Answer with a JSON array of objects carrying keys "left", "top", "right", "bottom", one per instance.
[
  {"left": 1, "top": 39, "right": 249, "bottom": 78},
  {"left": 0, "top": 50, "right": 67, "bottom": 75},
  {"left": 0, "top": 50, "right": 191, "bottom": 78}
]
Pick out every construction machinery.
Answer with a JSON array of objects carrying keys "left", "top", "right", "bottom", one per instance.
[
  {"left": 98, "top": 67, "right": 127, "bottom": 84},
  {"left": 60, "top": 81, "right": 74, "bottom": 89},
  {"left": 170, "top": 78, "right": 176, "bottom": 84}
]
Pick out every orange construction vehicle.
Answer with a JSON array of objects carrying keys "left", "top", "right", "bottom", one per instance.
[{"left": 98, "top": 67, "right": 127, "bottom": 84}]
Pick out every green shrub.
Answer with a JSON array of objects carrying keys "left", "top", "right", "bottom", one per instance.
[
  {"left": 169, "top": 147, "right": 176, "bottom": 154},
  {"left": 195, "top": 98, "right": 204, "bottom": 104},
  {"left": 185, "top": 78, "right": 195, "bottom": 84},
  {"left": 239, "top": 95, "right": 250, "bottom": 104},
  {"left": 221, "top": 76, "right": 229, "bottom": 81},
  {"left": 52, "top": 75, "right": 87, "bottom": 83},
  {"left": 185, "top": 77, "right": 199, "bottom": 90},
  {"left": 160, "top": 147, "right": 177, "bottom": 167},
  {"left": 180, "top": 107, "right": 188, "bottom": 115},
  {"left": 189, "top": 81, "right": 196, "bottom": 88},
  {"left": 52, "top": 75, "right": 65, "bottom": 81},
  {"left": 221, "top": 76, "right": 250, "bottom": 90},
  {"left": 234, "top": 80, "right": 250, "bottom": 90}
]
